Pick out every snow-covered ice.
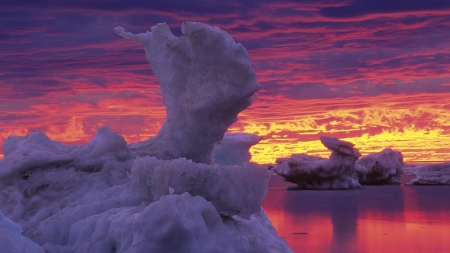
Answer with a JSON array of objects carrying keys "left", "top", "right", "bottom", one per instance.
[
  {"left": 115, "top": 22, "right": 259, "bottom": 164},
  {"left": 212, "top": 133, "right": 261, "bottom": 166},
  {"left": 0, "top": 126, "right": 133, "bottom": 186},
  {"left": 131, "top": 156, "right": 268, "bottom": 218},
  {"left": 0, "top": 211, "right": 45, "bottom": 253},
  {"left": 355, "top": 148, "right": 403, "bottom": 184},
  {"left": 272, "top": 136, "right": 361, "bottom": 189},
  {"left": 408, "top": 162, "right": 450, "bottom": 185},
  {"left": 0, "top": 129, "right": 290, "bottom": 252},
  {"left": 0, "top": 22, "right": 292, "bottom": 253}
]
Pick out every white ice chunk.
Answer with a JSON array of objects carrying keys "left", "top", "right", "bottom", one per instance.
[
  {"left": 116, "top": 22, "right": 260, "bottom": 163},
  {"left": 0, "top": 132, "right": 73, "bottom": 183},
  {"left": 272, "top": 136, "right": 361, "bottom": 189},
  {"left": 212, "top": 132, "right": 261, "bottom": 165},
  {"left": 0, "top": 153, "right": 289, "bottom": 253},
  {"left": 0, "top": 211, "right": 45, "bottom": 253},
  {"left": 408, "top": 162, "right": 450, "bottom": 185},
  {"left": 60, "top": 193, "right": 292, "bottom": 253},
  {"left": 131, "top": 156, "right": 268, "bottom": 218},
  {"left": 355, "top": 148, "right": 403, "bottom": 184},
  {"left": 0, "top": 126, "right": 133, "bottom": 186},
  {"left": 319, "top": 136, "right": 361, "bottom": 157}
]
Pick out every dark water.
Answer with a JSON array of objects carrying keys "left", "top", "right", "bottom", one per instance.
[{"left": 262, "top": 175, "right": 450, "bottom": 253}]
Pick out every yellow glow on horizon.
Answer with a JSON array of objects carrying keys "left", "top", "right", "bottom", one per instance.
[
  {"left": 1, "top": 92, "right": 449, "bottom": 164},
  {"left": 229, "top": 92, "right": 450, "bottom": 164}
]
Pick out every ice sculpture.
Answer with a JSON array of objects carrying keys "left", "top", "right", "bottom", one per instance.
[
  {"left": 115, "top": 22, "right": 260, "bottom": 164},
  {"left": 408, "top": 162, "right": 450, "bottom": 185},
  {"left": 212, "top": 132, "right": 261, "bottom": 165},
  {"left": 0, "top": 22, "right": 292, "bottom": 253},
  {"left": 355, "top": 148, "right": 403, "bottom": 184},
  {"left": 272, "top": 136, "right": 361, "bottom": 189}
]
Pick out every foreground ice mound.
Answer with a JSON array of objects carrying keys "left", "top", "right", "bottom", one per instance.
[
  {"left": 272, "top": 136, "right": 361, "bottom": 189},
  {"left": 355, "top": 148, "right": 403, "bottom": 184},
  {"left": 0, "top": 129, "right": 291, "bottom": 252},
  {"left": 212, "top": 133, "right": 261, "bottom": 165},
  {"left": 115, "top": 22, "right": 260, "bottom": 164},
  {"left": 0, "top": 211, "right": 44, "bottom": 253},
  {"left": 408, "top": 162, "right": 450, "bottom": 185}
]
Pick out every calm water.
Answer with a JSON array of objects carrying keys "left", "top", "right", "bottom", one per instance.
[{"left": 262, "top": 175, "right": 450, "bottom": 253}]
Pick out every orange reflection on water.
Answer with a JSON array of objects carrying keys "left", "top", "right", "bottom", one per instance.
[
  {"left": 264, "top": 208, "right": 334, "bottom": 253},
  {"left": 355, "top": 217, "right": 450, "bottom": 253},
  {"left": 263, "top": 176, "right": 450, "bottom": 253}
]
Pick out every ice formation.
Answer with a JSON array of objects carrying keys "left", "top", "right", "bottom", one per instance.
[
  {"left": 0, "top": 22, "right": 292, "bottom": 253},
  {"left": 0, "top": 211, "right": 45, "bottom": 253},
  {"left": 0, "top": 129, "right": 291, "bottom": 253},
  {"left": 131, "top": 156, "right": 267, "bottom": 218},
  {"left": 355, "top": 148, "right": 403, "bottom": 184},
  {"left": 408, "top": 162, "right": 450, "bottom": 185},
  {"left": 272, "top": 136, "right": 361, "bottom": 189},
  {"left": 0, "top": 126, "right": 132, "bottom": 186},
  {"left": 212, "top": 133, "right": 261, "bottom": 165},
  {"left": 115, "top": 22, "right": 260, "bottom": 164}
]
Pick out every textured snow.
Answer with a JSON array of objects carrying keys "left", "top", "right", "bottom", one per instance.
[
  {"left": 131, "top": 156, "right": 268, "bottom": 218},
  {"left": 355, "top": 148, "right": 403, "bottom": 184},
  {"left": 115, "top": 22, "right": 259, "bottom": 164},
  {"left": 0, "top": 21, "right": 292, "bottom": 253},
  {"left": 0, "top": 211, "right": 45, "bottom": 253},
  {"left": 212, "top": 133, "right": 261, "bottom": 165},
  {"left": 272, "top": 136, "right": 361, "bottom": 189},
  {"left": 408, "top": 162, "right": 450, "bottom": 185},
  {"left": 0, "top": 126, "right": 132, "bottom": 186},
  {"left": 0, "top": 131, "right": 290, "bottom": 252}
]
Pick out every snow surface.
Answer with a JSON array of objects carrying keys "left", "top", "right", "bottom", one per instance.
[
  {"left": 212, "top": 133, "right": 261, "bottom": 166},
  {"left": 131, "top": 156, "right": 268, "bottom": 218},
  {"left": 355, "top": 148, "right": 403, "bottom": 184},
  {"left": 272, "top": 136, "right": 361, "bottom": 189},
  {"left": 115, "top": 22, "right": 260, "bottom": 164},
  {"left": 0, "top": 211, "right": 45, "bottom": 253},
  {"left": 408, "top": 162, "right": 450, "bottom": 185},
  {"left": 0, "top": 21, "right": 292, "bottom": 253}
]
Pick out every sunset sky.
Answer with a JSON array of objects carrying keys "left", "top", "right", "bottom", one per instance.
[{"left": 1, "top": 0, "right": 450, "bottom": 164}]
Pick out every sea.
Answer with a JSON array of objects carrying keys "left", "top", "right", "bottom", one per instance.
[{"left": 263, "top": 173, "right": 450, "bottom": 253}]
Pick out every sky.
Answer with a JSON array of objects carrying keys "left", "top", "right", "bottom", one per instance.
[{"left": 1, "top": 0, "right": 450, "bottom": 164}]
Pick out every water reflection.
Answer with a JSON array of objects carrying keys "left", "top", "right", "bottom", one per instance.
[{"left": 263, "top": 176, "right": 450, "bottom": 253}]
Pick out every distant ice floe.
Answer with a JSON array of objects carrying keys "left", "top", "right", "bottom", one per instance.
[
  {"left": 355, "top": 148, "right": 404, "bottom": 184},
  {"left": 0, "top": 22, "right": 292, "bottom": 253},
  {"left": 408, "top": 162, "right": 450, "bottom": 185},
  {"left": 272, "top": 136, "right": 362, "bottom": 189},
  {"left": 272, "top": 137, "right": 407, "bottom": 189}
]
